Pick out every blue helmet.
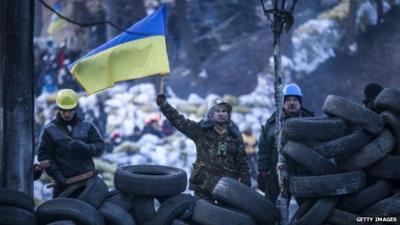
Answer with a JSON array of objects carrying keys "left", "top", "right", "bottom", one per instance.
[{"left": 283, "top": 83, "right": 303, "bottom": 97}]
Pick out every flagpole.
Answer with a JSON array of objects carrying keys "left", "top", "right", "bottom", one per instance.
[{"left": 159, "top": 75, "right": 164, "bottom": 95}]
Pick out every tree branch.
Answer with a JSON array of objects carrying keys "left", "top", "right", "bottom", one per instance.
[{"left": 38, "top": 0, "right": 145, "bottom": 35}]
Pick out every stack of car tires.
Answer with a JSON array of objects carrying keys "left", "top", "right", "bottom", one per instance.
[
  {"left": 34, "top": 165, "right": 190, "bottom": 225},
  {"left": 198, "top": 176, "right": 278, "bottom": 225},
  {"left": 33, "top": 163, "right": 279, "bottom": 225},
  {"left": 0, "top": 188, "right": 37, "bottom": 225},
  {"left": 114, "top": 165, "right": 192, "bottom": 225},
  {"left": 283, "top": 89, "right": 400, "bottom": 225},
  {"left": 35, "top": 176, "right": 109, "bottom": 225}
]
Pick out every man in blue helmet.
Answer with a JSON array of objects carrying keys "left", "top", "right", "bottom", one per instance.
[{"left": 257, "top": 83, "right": 313, "bottom": 203}]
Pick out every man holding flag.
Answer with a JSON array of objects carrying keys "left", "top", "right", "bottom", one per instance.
[{"left": 156, "top": 95, "right": 251, "bottom": 200}]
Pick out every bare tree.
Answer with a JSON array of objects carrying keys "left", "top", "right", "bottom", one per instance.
[{"left": 0, "top": 0, "right": 35, "bottom": 195}]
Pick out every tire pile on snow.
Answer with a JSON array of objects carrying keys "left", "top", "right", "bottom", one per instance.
[
  {"left": 33, "top": 165, "right": 190, "bottom": 225},
  {"left": 283, "top": 89, "right": 400, "bottom": 225},
  {"left": 2, "top": 164, "right": 278, "bottom": 225}
]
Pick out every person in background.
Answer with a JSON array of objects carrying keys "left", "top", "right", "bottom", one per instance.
[
  {"left": 257, "top": 83, "right": 314, "bottom": 203},
  {"left": 142, "top": 114, "right": 163, "bottom": 138},
  {"left": 131, "top": 126, "right": 143, "bottom": 142},
  {"left": 162, "top": 119, "right": 176, "bottom": 137},
  {"left": 242, "top": 127, "right": 258, "bottom": 188},
  {"left": 105, "top": 130, "right": 123, "bottom": 153},
  {"left": 363, "top": 82, "right": 383, "bottom": 113},
  {"left": 41, "top": 74, "right": 58, "bottom": 95}
]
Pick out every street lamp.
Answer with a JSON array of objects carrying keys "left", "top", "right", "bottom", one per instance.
[
  {"left": 260, "top": 0, "right": 297, "bottom": 34},
  {"left": 258, "top": 1, "right": 298, "bottom": 225}
]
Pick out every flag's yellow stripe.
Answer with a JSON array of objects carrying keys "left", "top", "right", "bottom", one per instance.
[
  {"left": 47, "top": 19, "right": 67, "bottom": 34},
  {"left": 70, "top": 35, "right": 170, "bottom": 94}
]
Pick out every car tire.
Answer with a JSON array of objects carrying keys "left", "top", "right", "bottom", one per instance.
[
  {"left": 289, "top": 171, "right": 366, "bottom": 198},
  {"left": 312, "top": 131, "right": 372, "bottom": 158},
  {"left": 283, "top": 141, "right": 339, "bottom": 175},
  {"left": 99, "top": 202, "right": 136, "bottom": 225},
  {"left": 290, "top": 198, "right": 337, "bottom": 225},
  {"left": 191, "top": 199, "right": 257, "bottom": 225},
  {"left": 335, "top": 129, "right": 395, "bottom": 171},
  {"left": 144, "top": 194, "right": 196, "bottom": 225},
  {"left": 35, "top": 198, "right": 105, "bottom": 225},
  {"left": 283, "top": 117, "right": 348, "bottom": 141},
  {"left": 375, "top": 88, "right": 400, "bottom": 114},
  {"left": 322, "top": 95, "right": 383, "bottom": 135},
  {"left": 57, "top": 176, "right": 108, "bottom": 208},
  {"left": 0, "top": 187, "right": 35, "bottom": 212},
  {"left": 0, "top": 206, "right": 37, "bottom": 225},
  {"left": 212, "top": 176, "right": 278, "bottom": 225},
  {"left": 337, "top": 179, "right": 392, "bottom": 213},
  {"left": 115, "top": 165, "right": 187, "bottom": 197}
]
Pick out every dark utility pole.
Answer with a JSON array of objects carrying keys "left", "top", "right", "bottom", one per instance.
[
  {"left": 0, "top": 0, "right": 35, "bottom": 196},
  {"left": 260, "top": 1, "right": 297, "bottom": 224}
]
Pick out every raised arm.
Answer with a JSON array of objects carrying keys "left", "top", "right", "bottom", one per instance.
[{"left": 157, "top": 94, "right": 200, "bottom": 141}]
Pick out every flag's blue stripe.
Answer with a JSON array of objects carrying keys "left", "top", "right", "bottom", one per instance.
[
  {"left": 68, "top": 5, "right": 167, "bottom": 70},
  {"left": 54, "top": 2, "right": 63, "bottom": 12}
]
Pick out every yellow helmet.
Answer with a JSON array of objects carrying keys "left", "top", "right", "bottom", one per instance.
[{"left": 56, "top": 89, "right": 78, "bottom": 110}]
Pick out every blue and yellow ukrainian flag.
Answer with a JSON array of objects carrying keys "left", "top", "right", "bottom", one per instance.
[
  {"left": 47, "top": 2, "right": 67, "bottom": 34},
  {"left": 68, "top": 6, "right": 170, "bottom": 94}
]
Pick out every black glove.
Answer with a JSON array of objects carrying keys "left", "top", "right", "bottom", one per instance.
[
  {"left": 257, "top": 170, "right": 269, "bottom": 191},
  {"left": 55, "top": 176, "right": 67, "bottom": 189},
  {"left": 156, "top": 94, "right": 166, "bottom": 107},
  {"left": 66, "top": 139, "right": 91, "bottom": 153},
  {"left": 33, "top": 164, "right": 43, "bottom": 181}
]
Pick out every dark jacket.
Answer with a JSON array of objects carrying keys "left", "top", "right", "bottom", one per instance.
[
  {"left": 258, "top": 107, "right": 314, "bottom": 175},
  {"left": 37, "top": 113, "right": 104, "bottom": 183},
  {"left": 160, "top": 103, "right": 250, "bottom": 194}
]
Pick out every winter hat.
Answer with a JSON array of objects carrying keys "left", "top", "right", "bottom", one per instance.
[
  {"left": 206, "top": 98, "right": 232, "bottom": 120},
  {"left": 364, "top": 83, "right": 383, "bottom": 103}
]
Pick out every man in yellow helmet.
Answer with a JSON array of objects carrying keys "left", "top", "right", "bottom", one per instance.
[{"left": 37, "top": 89, "right": 105, "bottom": 197}]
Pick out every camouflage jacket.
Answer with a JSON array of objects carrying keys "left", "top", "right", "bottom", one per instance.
[
  {"left": 257, "top": 107, "right": 314, "bottom": 176},
  {"left": 160, "top": 103, "right": 250, "bottom": 193}
]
